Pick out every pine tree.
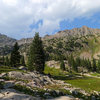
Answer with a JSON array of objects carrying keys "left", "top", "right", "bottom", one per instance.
[
  {"left": 60, "top": 60, "right": 65, "bottom": 70},
  {"left": 68, "top": 54, "right": 77, "bottom": 72},
  {"left": 68, "top": 54, "right": 73, "bottom": 67},
  {"left": 97, "top": 59, "right": 100, "bottom": 71},
  {"left": 75, "top": 57, "right": 81, "bottom": 67},
  {"left": 27, "top": 33, "right": 45, "bottom": 73},
  {"left": 0, "top": 57, "right": 2, "bottom": 65},
  {"left": 5, "top": 56, "right": 10, "bottom": 66},
  {"left": 20, "top": 56, "right": 25, "bottom": 66},
  {"left": 2, "top": 56, "right": 5, "bottom": 65},
  {"left": 92, "top": 58, "right": 97, "bottom": 72},
  {"left": 10, "top": 42, "right": 21, "bottom": 67},
  {"left": 87, "top": 59, "right": 92, "bottom": 71}
]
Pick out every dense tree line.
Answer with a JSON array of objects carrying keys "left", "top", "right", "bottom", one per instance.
[
  {"left": 67, "top": 54, "right": 100, "bottom": 72},
  {"left": 0, "top": 42, "right": 26, "bottom": 67}
]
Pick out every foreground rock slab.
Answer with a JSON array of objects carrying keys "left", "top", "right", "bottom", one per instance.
[
  {"left": 50, "top": 96, "right": 80, "bottom": 100},
  {"left": 0, "top": 89, "right": 40, "bottom": 100}
]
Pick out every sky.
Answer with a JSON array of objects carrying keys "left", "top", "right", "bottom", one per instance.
[{"left": 0, "top": 0, "right": 100, "bottom": 39}]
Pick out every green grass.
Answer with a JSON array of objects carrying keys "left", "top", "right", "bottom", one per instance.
[
  {"left": 44, "top": 65, "right": 100, "bottom": 93},
  {"left": 0, "top": 66, "right": 26, "bottom": 74},
  {"left": 0, "top": 68, "right": 18, "bottom": 74},
  {"left": 90, "top": 73, "right": 100, "bottom": 77},
  {"left": 66, "top": 77, "right": 100, "bottom": 92},
  {"left": 44, "top": 65, "right": 81, "bottom": 80},
  {"left": 44, "top": 65, "right": 67, "bottom": 76},
  {"left": 44, "top": 65, "right": 71, "bottom": 80},
  {"left": 13, "top": 84, "right": 46, "bottom": 98}
]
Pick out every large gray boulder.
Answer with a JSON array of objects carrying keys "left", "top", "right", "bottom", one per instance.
[
  {"left": 0, "top": 89, "right": 40, "bottom": 100},
  {"left": 7, "top": 71, "right": 56, "bottom": 88}
]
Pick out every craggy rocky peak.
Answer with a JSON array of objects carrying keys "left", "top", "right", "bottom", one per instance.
[
  {"left": 17, "top": 38, "right": 33, "bottom": 45},
  {"left": 43, "top": 26, "right": 100, "bottom": 40},
  {"left": 0, "top": 33, "right": 16, "bottom": 47},
  {"left": 1, "top": 26, "right": 100, "bottom": 46}
]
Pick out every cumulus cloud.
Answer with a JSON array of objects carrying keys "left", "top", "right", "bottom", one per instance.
[{"left": 0, "top": 0, "right": 100, "bottom": 39}]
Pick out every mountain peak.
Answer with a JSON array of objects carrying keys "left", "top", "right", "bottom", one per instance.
[
  {"left": 0, "top": 33, "right": 16, "bottom": 47},
  {"left": 82, "top": 25, "right": 89, "bottom": 28}
]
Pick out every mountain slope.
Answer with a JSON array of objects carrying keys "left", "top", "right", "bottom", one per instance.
[
  {"left": 43, "top": 26, "right": 100, "bottom": 40},
  {"left": 0, "top": 33, "right": 16, "bottom": 55},
  {"left": 0, "top": 33, "right": 16, "bottom": 47},
  {"left": 1, "top": 26, "right": 100, "bottom": 59}
]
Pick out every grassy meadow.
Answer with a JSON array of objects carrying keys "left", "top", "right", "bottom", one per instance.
[
  {"left": 44, "top": 65, "right": 100, "bottom": 93},
  {"left": 66, "top": 77, "right": 100, "bottom": 92}
]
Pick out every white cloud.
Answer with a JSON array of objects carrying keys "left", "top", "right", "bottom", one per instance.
[
  {"left": 0, "top": 0, "right": 100, "bottom": 39},
  {"left": 3, "top": 0, "right": 18, "bottom": 6}
]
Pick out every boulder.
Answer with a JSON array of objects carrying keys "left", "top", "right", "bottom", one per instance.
[
  {"left": 91, "top": 96, "right": 96, "bottom": 100},
  {"left": 0, "top": 73, "right": 6, "bottom": 78},
  {"left": 0, "top": 79, "right": 5, "bottom": 82},
  {"left": 7, "top": 71, "right": 58, "bottom": 88},
  {"left": 0, "top": 89, "right": 40, "bottom": 100},
  {"left": 18, "top": 66, "right": 27, "bottom": 70},
  {"left": 4, "top": 81, "right": 15, "bottom": 89}
]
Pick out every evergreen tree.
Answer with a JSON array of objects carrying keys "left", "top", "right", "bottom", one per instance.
[
  {"left": 10, "top": 42, "right": 21, "bottom": 67},
  {"left": 87, "top": 59, "right": 92, "bottom": 71},
  {"left": 0, "top": 57, "right": 2, "bottom": 65},
  {"left": 2, "top": 56, "right": 5, "bottom": 65},
  {"left": 20, "top": 56, "right": 25, "bottom": 66},
  {"left": 75, "top": 57, "right": 81, "bottom": 67},
  {"left": 68, "top": 54, "right": 73, "bottom": 67},
  {"left": 60, "top": 60, "right": 65, "bottom": 70},
  {"left": 5, "top": 56, "right": 10, "bottom": 66},
  {"left": 28, "top": 33, "right": 45, "bottom": 73},
  {"left": 68, "top": 54, "right": 77, "bottom": 72},
  {"left": 73, "top": 59, "right": 77, "bottom": 72},
  {"left": 97, "top": 59, "right": 100, "bottom": 71},
  {"left": 92, "top": 58, "right": 97, "bottom": 72}
]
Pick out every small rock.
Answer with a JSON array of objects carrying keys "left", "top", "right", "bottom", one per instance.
[
  {"left": 4, "top": 81, "right": 15, "bottom": 89},
  {"left": 91, "top": 96, "right": 96, "bottom": 100},
  {"left": 44, "top": 93, "right": 50, "bottom": 96},
  {"left": 0, "top": 79, "right": 5, "bottom": 82},
  {"left": 0, "top": 73, "right": 6, "bottom": 78}
]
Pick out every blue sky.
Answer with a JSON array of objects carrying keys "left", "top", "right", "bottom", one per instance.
[
  {"left": 60, "top": 12, "right": 100, "bottom": 30},
  {"left": 0, "top": 0, "right": 100, "bottom": 39}
]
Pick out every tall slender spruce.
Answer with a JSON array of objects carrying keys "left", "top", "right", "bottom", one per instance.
[
  {"left": 20, "top": 55, "right": 25, "bottom": 66},
  {"left": 28, "top": 33, "right": 45, "bottom": 73},
  {"left": 92, "top": 58, "right": 97, "bottom": 72},
  {"left": 10, "top": 42, "right": 21, "bottom": 67},
  {"left": 5, "top": 56, "right": 10, "bottom": 66},
  {"left": 60, "top": 60, "right": 65, "bottom": 71}
]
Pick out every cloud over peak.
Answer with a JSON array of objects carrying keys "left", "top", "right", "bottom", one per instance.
[{"left": 0, "top": 0, "right": 100, "bottom": 39}]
